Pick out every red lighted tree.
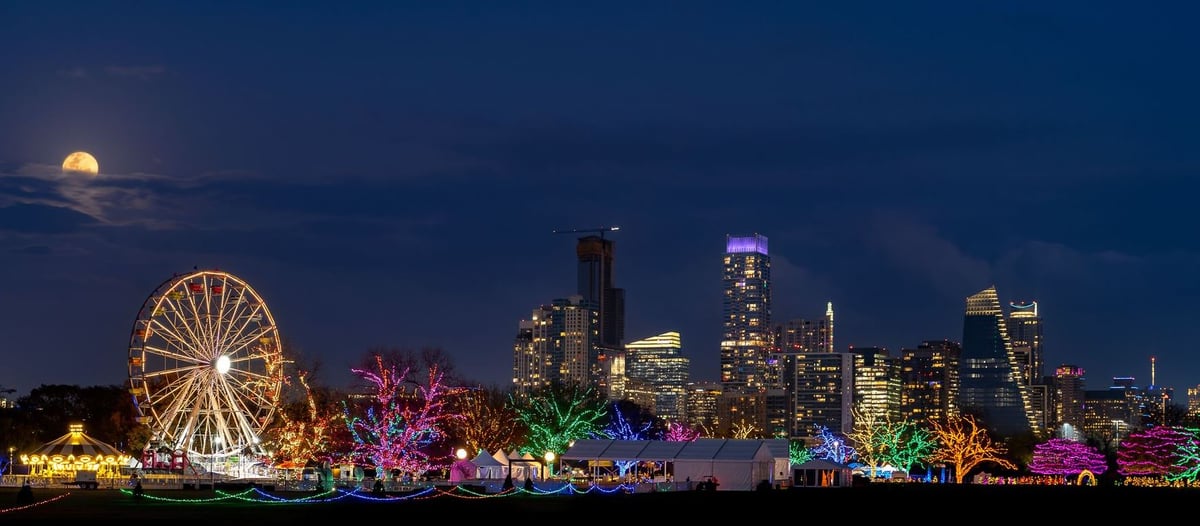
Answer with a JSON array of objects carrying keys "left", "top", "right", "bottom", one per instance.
[
  {"left": 1028, "top": 438, "right": 1108, "bottom": 476},
  {"left": 1117, "top": 426, "right": 1193, "bottom": 477},
  {"left": 927, "top": 414, "right": 1016, "bottom": 484},
  {"left": 343, "top": 355, "right": 466, "bottom": 477}
]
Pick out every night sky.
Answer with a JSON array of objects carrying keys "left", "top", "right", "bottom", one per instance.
[{"left": 2, "top": 2, "right": 1198, "bottom": 398}]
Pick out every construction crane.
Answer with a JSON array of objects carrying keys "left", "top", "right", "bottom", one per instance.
[{"left": 552, "top": 226, "right": 620, "bottom": 239}]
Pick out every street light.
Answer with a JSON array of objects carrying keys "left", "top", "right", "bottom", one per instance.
[
  {"left": 8, "top": 446, "right": 13, "bottom": 475},
  {"left": 543, "top": 452, "right": 555, "bottom": 481}
]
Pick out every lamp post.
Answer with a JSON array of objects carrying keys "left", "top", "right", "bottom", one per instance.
[
  {"left": 8, "top": 446, "right": 13, "bottom": 476},
  {"left": 455, "top": 448, "right": 467, "bottom": 482},
  {"left": 544, "top": 452, "right": 555, "bottom": 481}
]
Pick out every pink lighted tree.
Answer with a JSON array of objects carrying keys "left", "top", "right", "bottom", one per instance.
[
  {"left": 1028, "top": 438, "right": 1108, "bottom": 476},
  {"left": 342, "top": 355, "right": 466, "bottom": 477},
  {"left": 662, "top": 422, "right": 701, "bottom": 442},
  {"left": 1117, "top": 426, "right": 1193, "bottom": 477}
]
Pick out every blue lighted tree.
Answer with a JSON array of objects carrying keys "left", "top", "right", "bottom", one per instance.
[
  {"left": 811, "top": 426, "right": 856, "bottom": 464},
  {"left": 596, "top": 403, "right": 652, "bottom": 476}
]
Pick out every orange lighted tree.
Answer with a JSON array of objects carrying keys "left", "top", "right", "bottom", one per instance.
[
  {"left": 928, "top": 414, "right": 1016, "bottom": 484},
  {"left": 445, "top": 385, "right": 525, "bottom": 454},
  {"left": 269, "top": 370, "right": 338, "bottom": 466}
]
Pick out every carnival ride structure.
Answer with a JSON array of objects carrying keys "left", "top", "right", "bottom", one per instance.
[{"left": 127, "top": 269, "right": 285, "bottom": 478}]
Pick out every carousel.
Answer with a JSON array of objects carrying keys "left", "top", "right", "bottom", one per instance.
[{"left": 20, "top": 423, "right": 130, "bottom": 479}]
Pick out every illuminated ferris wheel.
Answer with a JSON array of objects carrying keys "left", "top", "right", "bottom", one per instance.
[{"left": 127, "top": 269, "right": 284, "bottom": 466}]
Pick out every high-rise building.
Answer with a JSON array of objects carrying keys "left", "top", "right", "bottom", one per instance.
[
  {"left": 625, "top": 331, "right": 690, "bottom": 422},
  {"left": 1008, "top": 300, "right": 1049, "bottom": 434},
  {"left": 1084, "top": 385, "right": 1136, "bottom": 448},
  {"left": 512, "top": 319, "right": 540, "bottom": 395},
  {"left": 575, "top": 234, "right": 626, "bottom": 399},
  {"left": 899, "top": 339, "right": 961, "bottom": 425},
  {"left": 959, "top": 286, "right": 1035, "bottom": 436},
  {"left": 1187, "top": 385, "right": 1200, "bottom": 421},
  {"left": 1053, "top": 365, "right": 1086, "bottom": 439},
  {"left": 685, "top": 382, "right": 722, "bottom": 432},
  {"left": 721, "top": 233, "right": 772, "bottom": 390},
  {"left": 512, "top": 295, "right": 600, "bottom": 396},
  {"left": 720, "top": 233, "right": 772, "bottom": 435},
  {"left": 774, "top": 304, "right": 835, "bottom": 354},
  {"left": 850, "top": 346, "right": 902, "bottom": 422},
  {"left": 575, "top": 235, "right": 625, "bottom": 350},
  {"left": 787, "top": 352, "right": 854, "bottom": 437},
  {"left": 769, "top": 303, "right": 835, "bottom": 437},
  {"left": 1007, "top": 301, "right": 1044, "bottom": 385}
]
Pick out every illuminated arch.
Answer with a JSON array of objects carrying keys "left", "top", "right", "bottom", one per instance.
[{"left": 1077, "top": 469, "right": 1096, "bottom": 486}]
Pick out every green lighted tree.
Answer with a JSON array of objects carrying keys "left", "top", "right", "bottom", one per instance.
[
  {"left": 1163, "top": 427, "right": 1200, "bottom": 483},
  {"left": 789, "top": 439, "right": 814, "bottom": 466},
  {"left": 879, "top": 418, "right": 937, "bottom": 475},
  {"left": 509, "top": 382, "right": 607, "bottom": 457}
]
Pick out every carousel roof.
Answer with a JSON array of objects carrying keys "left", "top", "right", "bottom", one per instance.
[{"left": 28, "top": 423, "right": 126, "bottom": 459}]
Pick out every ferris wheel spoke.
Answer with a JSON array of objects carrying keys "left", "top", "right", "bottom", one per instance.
[
  {"left": 224, "top": 371, "right": 278, "bottom": 408},
  {"left": 160, "top": 292, "right": 209, "bottom": 355},
  {"left": 156, "top": 378, "right": 207, "bottom": 444},
  {"left": 141, "top": 344, "right": 209, "bottom": 367},
  {"left": 147, "top": 318, "right": 206, "bottom": 358},
  {"left": 219, "top": 327, "right": 275, "bottom": 360}
]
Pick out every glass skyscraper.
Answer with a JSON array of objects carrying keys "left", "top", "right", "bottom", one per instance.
[{"left": 958, "top": 286, "right": 1035, "bottom": 436}]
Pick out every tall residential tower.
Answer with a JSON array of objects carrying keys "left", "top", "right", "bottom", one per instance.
[{"left": 720, "top": 234, "right": 772, "bottom": 390}]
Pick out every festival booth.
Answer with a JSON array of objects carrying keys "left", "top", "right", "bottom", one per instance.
[
  {"left": 561, "top": 438, "right": 790, "bottom": 491},
  {"left": 792, "top": 458, "right": 852, "bottom": 488},
  {"left": 21, "top": 423, "right": 130, "bottom": 479},
  {"left": 507, "top": 451, "right": 543, "bottom": 481},
  {"left": 471, "top": 449, "right": 506, "bottom": 480}
]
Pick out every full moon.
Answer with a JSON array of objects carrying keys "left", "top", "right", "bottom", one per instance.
[{"left": 62, "top": 151, "right": 100, "bottom": 175}]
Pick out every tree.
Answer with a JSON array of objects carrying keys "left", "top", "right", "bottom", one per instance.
[
  {"left": 847, "top": 403, "right": 888, "bottom": 476},
  {"left": 597, "top": 404, "right": 651, "bottom": 476},
  {"left": 789, "top": 440, "right": 814, "bottom": 466},
  {"left": 266, "top": 369, "right": 340, "bottom": 467},
  {"left": 878, "top": 418, "right": 937, "bottom": 475},
  {"left": 662, "top": 421, "right": 701, "bottom": 442},
  {"left": 1117, "top": 426, "right": 1193, "bottom": 478},
  {"left": 509, "top": 382, "right": 606, "bottom": 457},
  {"left": 730, "top": 418, "right": 759, "bottom": 439},
  {"left": 1164, "top": 428, "right": 1200, "bottom": 484},
  {"left": 927, "top": 413, "right": 1016, "bottom": 484},
  {"left": 16, "top": 384, "right": 137, "bottom": 450},
  {"left": 811, "top": 426, "right": 856, "bottom": 464},
  {"left": 342, "top": 354, "right": 466, "bottom": 477},
  {"left": 444, "top": 385, "right": 525, "bottom": 454},
  {"left": 1028, "top": 438, "right": 1107, "bottom": 477}
]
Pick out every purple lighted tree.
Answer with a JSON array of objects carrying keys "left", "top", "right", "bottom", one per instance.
[
  {"left": 1118, "top": 426, "right": 1193, "bottom": 477},
  {"left": 1028, "top": 438, "right": 1108, "bottom": 476},
  {"left": 662, "top": 421, "right": 701, "bottom": 442}
]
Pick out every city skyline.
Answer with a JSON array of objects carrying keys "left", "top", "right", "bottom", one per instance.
[{"left": 2, "top": 3, "right": 1199, "bottom": 398}]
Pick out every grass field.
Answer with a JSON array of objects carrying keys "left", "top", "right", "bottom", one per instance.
[{"left": 2, "top": 483, "right": 1196, "bottom": 524}]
